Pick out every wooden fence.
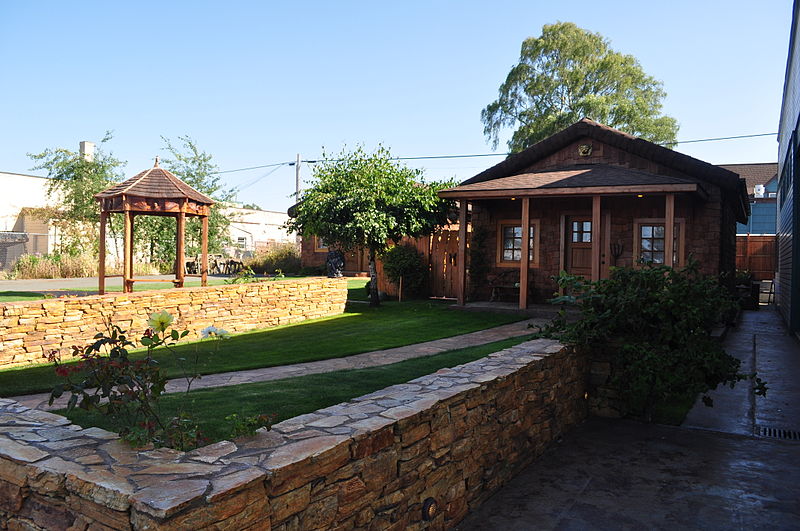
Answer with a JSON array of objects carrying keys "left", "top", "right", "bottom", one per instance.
[
  {"left": 377, "top": 228, "right": 461, "bottom": 299},
  {"left": 736, "top": 234, "right": 776, "bottom": 280}
]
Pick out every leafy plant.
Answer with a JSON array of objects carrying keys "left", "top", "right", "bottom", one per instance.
[
  {"left": 225, "top": 412, "right": 274, "bottom": 438},
  {"left": 245, "top": 243, "right": 301, "bottom": 275},
  {"left": 546, "top": 260, "right": 765, "bottom": 420},
  {"left": 47, "top": 310, "right": 268, "bottom": 450},
  {"left": 225, "top": 266, "right": 258, "bottom": 284},
  {"left": 381, "top": 244, "right": 427, "bottom": 298}
]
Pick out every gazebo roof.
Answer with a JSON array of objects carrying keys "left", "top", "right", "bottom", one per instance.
[{"left": 95, "top": 159, "right": 214, "bottom": 205}]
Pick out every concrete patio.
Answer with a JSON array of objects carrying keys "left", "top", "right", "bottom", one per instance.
[{"left": 458, "top": 307, "right": 800, "bottom": 530}]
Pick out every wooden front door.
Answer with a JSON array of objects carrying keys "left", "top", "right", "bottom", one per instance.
[{"left": 566, "top": 217, "right": 593, "bottom": 277}]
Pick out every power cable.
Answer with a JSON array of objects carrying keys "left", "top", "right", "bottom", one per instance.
[{"left": 212, "top": 132, "right": 778, "bottom": 175}]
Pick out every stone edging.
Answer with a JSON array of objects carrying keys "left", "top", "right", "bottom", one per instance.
[{"left": 0, "top": 337, "right": 587, "bottom": 530}]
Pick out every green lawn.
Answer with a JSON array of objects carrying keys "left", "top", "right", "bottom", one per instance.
[
  {"left": 61, "top": 333, "right": 536, "bottom": 443},
  {"left": 0, "top": 291, "right": 46, "bottom": 302},
  {"left": 0, "top": 297, "right": 522, "bottom": 397}
]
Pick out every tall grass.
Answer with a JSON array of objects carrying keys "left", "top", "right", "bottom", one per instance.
[
  {"left": 11, "top": 254, "right": 159, "bottom": 279},
  {"left": 245, "top": 243, "right": 301, "bottom": 275}
]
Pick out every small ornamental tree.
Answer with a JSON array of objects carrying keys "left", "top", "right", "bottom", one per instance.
[
  {"left": 28, "top": 132, "right": 126, "bottom": 256},
  {"left": 287, "top": 146, "right": 455, "bottom": 306}
]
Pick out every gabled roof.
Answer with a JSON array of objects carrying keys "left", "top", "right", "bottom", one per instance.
[
  {"left": 95, "top": 162, "right": 214, "bottom": 204},
  {"left": 718, "top": 163, "right": 778, "bottom": 194},
  {"left": 462, "top": 118, "right": 743, "bottom": 193}
]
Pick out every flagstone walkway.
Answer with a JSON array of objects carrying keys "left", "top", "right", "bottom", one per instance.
[{"left": 10, "top": 318, "right": 547, "bottom": 411}]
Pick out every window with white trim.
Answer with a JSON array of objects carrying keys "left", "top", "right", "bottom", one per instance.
[{"left": 496, "top": 219, "right": 540, "bottom": 266}]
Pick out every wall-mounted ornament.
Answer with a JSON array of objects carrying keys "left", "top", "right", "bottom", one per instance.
[{"left": 578, "top": 144, "right": 593, "bottom": 157}]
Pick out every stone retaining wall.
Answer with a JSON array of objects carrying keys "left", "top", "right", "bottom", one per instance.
[
  {"left": 0, "top": 277, "right": 348, "bottom": 368},
  {"left": 0, "top": 338, "right": 587, "bottom": 530}
]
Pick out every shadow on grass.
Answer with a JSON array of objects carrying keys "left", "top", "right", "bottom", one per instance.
[
  {"left": 61, "top": 333, "right": 537, "bottom": 444},
  {"left": 0, "top": 299, "right": 524, "bottom": 397}
]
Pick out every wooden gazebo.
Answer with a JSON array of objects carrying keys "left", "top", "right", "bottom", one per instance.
[{"left": 94, "top": 158, "right": 215, "bottom": 294}]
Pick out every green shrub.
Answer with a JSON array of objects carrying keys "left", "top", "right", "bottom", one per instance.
[
  {"left": 299, "top": 265, "right": 326, "bottom": 276},
  {"left": 547, "top": 260, "right": 764, "bottom": 420},
  {"left": 245, "top": 243, "right": 301, "bottom": 275},
  {"left": 381, "top": 244, "right": 427, "bottom": 298},
  {"left": 11, "top": 253, "right": 158, "bottom": 279}
]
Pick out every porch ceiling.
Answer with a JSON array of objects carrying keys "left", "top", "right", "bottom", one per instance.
[{"left": 439, "top": 164, "right": 707, "bottom": 200}]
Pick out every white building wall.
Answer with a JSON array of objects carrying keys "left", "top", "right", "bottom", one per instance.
[
  {"left": 0, "top": 172, "right": 52, "bottom": 231},
  {"left": 224, "top": 207, "right": 294, "bottom": 255}
]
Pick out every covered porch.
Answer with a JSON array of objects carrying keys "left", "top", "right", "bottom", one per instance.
[{"left": 441, "top": 166, "right": 708, "bottom": 310}]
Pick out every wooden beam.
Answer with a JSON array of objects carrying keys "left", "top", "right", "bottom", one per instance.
[
  {"left": 98, "top": 210, "right": 107, "bottom": 295},
  {"left": 438, "top": 183, "right": 702, "bottom": 200},
  {"left": 176, "top": 212, "right": 186, "bottom": 288},
  {"left": 201, "top": 215, "right": 209, "bottom": 287},
  {"left": 123, "top": 211, "right": 133, "bottom": 293},
  {"left": 592, "top": 196, "right": 601, "bottom": 281},
  {"left": 456, "top": 200, "right": 468, "bottom": 305},
  {"left": 665, "top": 193, "right": 675, "bottom": 267},
  {"left": 519, "top": 197, "right": 530, "bottom": 310}
]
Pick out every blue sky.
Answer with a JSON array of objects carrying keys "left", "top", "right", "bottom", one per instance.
[{"left": 0, "top": 1, "right": 793, "bottom": 212}]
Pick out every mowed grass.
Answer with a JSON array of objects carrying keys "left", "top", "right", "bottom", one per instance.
[
  {"left": 0, "top": 291, "right": 46, "bottom": 302},
  {"left": 61, "top": 334, "right": 536, "bottom": 443},
  {"left": 0, "top": 291, "right": 522, "bottom": 397}
]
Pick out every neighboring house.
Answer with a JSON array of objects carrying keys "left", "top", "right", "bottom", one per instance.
[
  {"left": 720, "top": 163, "right": 778, "bottom": 235},
  {"left": 720, "top": 163, "right": 778, "bottom": 281},
  {"left": 0, "top": 171, "right": 55, "bottom": 270},
  {"left": 224, "top": 205, "right": 295, "bottom": 257},
  {"left": 777, "top": 0, "right": 800, "bottom": 333},
  {"left": 439, "top": 118, "right": 749, "bottom": 309}
]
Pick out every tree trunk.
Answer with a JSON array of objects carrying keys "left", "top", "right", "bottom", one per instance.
[{"left": 368, "top": 248, "right": 380, "bottom": 307}]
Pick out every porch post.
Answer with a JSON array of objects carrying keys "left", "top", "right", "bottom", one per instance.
[
  {"left": 665, "top": 193, "right": 675, "bottom": 267},
  {"left": 519, "top": 197, "right": 530, "bottom": 310},
  {"left": 591, "top": 195, "right": 601, "bottom": 281},
  {"left": 456, "top": 199, "right": 468, "bottom": 306}
]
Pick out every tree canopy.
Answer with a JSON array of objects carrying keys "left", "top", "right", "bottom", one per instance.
[
  {"left": 28, "top": 133, "right": 126, "bottom": 255},
  {"left": 287, "top": 146, "right": 455, "bottom": 306},
  {"left": 482, "top": 22, "right": 679, "bottom": 152}
]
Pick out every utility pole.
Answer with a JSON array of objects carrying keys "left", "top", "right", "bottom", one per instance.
[
  {"left": 295, "top": 153, "right": 302, "bottom": 247},
  {"left": 295, "top": 153, "right": 301, "bottom": 197}
]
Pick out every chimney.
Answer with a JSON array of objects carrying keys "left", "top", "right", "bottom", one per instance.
[{"left": 79, "top": 141, "right": 95, "bottom": 162}]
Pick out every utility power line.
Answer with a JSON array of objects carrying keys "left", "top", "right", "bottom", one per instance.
[{"left": 211, "top": 132, "right": 778, "bottom": 175}]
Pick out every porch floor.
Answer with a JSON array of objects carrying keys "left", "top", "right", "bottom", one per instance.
[{"left": 450, "top": 301, "right": 579, "bottom": 320}]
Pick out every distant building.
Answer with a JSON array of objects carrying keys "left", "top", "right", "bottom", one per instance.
[
  {"left": 224, "top": 206, "right": 294, "bottom": 257},
  {"left": 0, "top": 171, "right": 55, "bottom": 270},
  {"left": 777, "top": 0, "right": 800, "bottom": 333},
  {"left": 719, "top": 163, "right": 778, "bottom": 235}
]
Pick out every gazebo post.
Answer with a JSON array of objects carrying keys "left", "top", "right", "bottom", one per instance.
[
  {"left": 98, "top": 210, "right": 107, "bottom": 295},
  {"left": 176, "top": 211, "right": 186, "bottom": 288},
  {"left": 201, "top": 215, "right": 209, "bottom": 287},
  {"left": 123, "top": 210, "right": 133, "bottom": 293}
]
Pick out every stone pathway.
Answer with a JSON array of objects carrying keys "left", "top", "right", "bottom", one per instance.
[
  {"left": 10, "top": 318, "right": 547, "bottom": 411},
  {"left": 457, "top": 307, "right": 800, "bottom": 530}
]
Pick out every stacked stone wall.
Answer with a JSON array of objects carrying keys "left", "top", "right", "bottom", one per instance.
[
  {"left": 0, "top": 338, "right": 587, "bottom": 530},
  {"left": 0, "top": 277, "right": 347, "bottom": 368}
]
